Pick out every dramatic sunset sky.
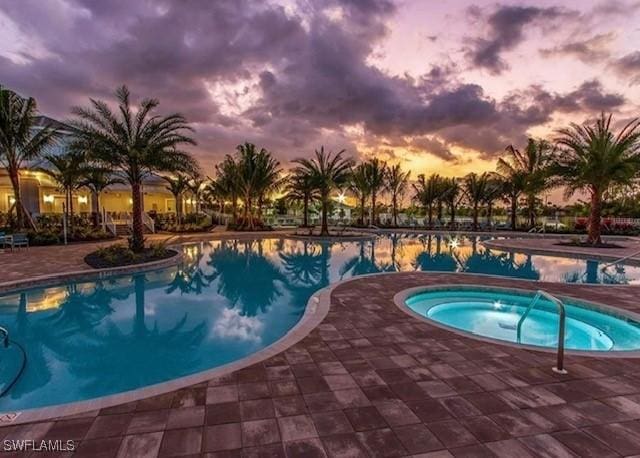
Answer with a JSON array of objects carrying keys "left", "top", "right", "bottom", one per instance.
[{"left": 1, "top": 0, "right": 640, "bottom": 177}]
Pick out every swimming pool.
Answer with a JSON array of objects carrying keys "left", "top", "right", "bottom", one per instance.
[
  {"left": 404, "top": 287, "right": 640, "bottom": 352},
  {"left": 0, "top": 234, "right": 639, "bottom": 412}
]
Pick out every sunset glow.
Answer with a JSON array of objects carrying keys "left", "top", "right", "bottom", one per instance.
[{"left": 1, "top": 0, "right": 639, "bottom": 178}]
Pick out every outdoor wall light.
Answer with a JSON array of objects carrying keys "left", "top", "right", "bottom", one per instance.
[{"left": 43, "top": 194, "right": 55, "bottom": 203}]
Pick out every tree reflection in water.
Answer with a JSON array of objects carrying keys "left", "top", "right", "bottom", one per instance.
[
  {"left": 39, "top": 274, "right": 207, "bottom": 395},
  {"left": 279, "top": 241, "right": 330, "bottom": 313},
  {"left": 207, "top": 240, "right": 286, "bottom": 317},
  {"left": 413, "top": 235, "right": 458, "bottom": 272}
]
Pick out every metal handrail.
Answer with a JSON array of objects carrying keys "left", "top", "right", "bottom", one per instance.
[
  {"left": 142, "top": 212, "right": 155, "bottom": 233},
  {"left": 516, "top": 290, "right": 567, "bottom": 374},
  {"left": 103, "top": 211, "right": 117, "bottom": 236}
]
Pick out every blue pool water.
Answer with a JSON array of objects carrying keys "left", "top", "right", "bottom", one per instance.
[
  {"left": 405, "top": 289, "right": 640, "bottom": 351},
  {"left": 1, "top": 234, "right": 639, "bottom": 411}
]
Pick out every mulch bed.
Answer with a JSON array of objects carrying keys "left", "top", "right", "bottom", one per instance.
[{"left": 84, "top": 247, "right": 178, "bottom": 269}]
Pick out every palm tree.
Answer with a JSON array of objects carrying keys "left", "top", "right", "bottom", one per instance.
[
  {"left": 364, "top": 158, "right": 387, "bottom": 226},
  {"left": 293, "top": 147, "right": 353, "bottom": 236},
  {"left": 79, "top": 167, "right": 124, "bottom": 228},
  {"left": 441, "top": 178, "right": 461, "bottom": 226},
  {"left": 164, "top": 174, "right": 190, "bottom": 226},
  {"left": 384, "top": 164, "right": 410, "bottom": 227},
  {"left": 0, "top": 86, "right": 59, "bottom": 229},
  {"left": 463, "top": 172, "right": 490, "bottom": 230},
  {"left": 554, "top": 113, "right": 640, "bottom": 245},
  {"left": 503, "top": 139, "right": 553, "bottom": 228},
  {"left": 285, "top": 168, "right": 319, "bottom": 228},
  {"left": 187, "top": 174, "right": 207, "bottom": 215},
  {"left": 481, "top": 174, "right": 505, "bottom": 227},
  {"left": 39, "top": 151, "right": 86, "bottom": 227},
  {"left": 496, "top": 149, "right": 528, "bottom": 230},
  {"left": 349, "top": 163, "right": 370, "bottom": 226},
  {"left": 413, "top": 174, "right": 444, "bottom": 228},
  {"left": 211, "top": 155, "right": 240, "bottom": 224},
  {"left": 234, "top": 143, "right": 283, "bottom": 230},
  {"left": 69, "top": 85, "right": 198, "bottom": 252}
]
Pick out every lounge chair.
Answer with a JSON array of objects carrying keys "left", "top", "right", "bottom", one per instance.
[
  {"left": 0, "top": 232, "right": 8, "bottom": 250},
  {"left": 10, "top": 234, "right": 29, "bottom": 250}
]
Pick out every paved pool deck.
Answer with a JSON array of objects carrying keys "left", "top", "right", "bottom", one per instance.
[{"left": 2, "top": 271, "right": 640, "bottom": 457}]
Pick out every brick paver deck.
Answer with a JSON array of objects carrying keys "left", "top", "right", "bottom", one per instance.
[{"left": 2, "top": 272, "right": 640, "bottom": 457}]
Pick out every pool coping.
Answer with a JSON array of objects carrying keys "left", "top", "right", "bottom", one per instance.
[
  {"left": 393, "top": 283, "right": 640, "bottom": 360},
  {"left": 0, "top": 275, "right": 336, "bottom": 426}
]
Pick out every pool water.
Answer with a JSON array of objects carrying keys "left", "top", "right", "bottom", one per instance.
[
  {"left": 0, "top": 235, "right": 639, "bottom": 411},
  {"left": 406, "top": 289, "right": 640, "bottom": 351}
]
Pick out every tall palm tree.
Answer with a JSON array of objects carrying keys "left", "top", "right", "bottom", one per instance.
[
  {"left": 503, "top": 139, "right": 553, "bottom": 228},
  {"left": 69, "top": 85, "right": 198, "bottom": 251},
  {"left": 496, "top": 150, "right": 528, "bottom": 230},
  {"left": 413, "top": 173, "right": 444, "bottom": 228},
  {"left": 0, "top": 86, "right": 59, "bottom": 229},
  {"left": 79, "top": 167, "right": 124, "bottom": 228},
  {"left": 293, "top": 147, "right": 353, "bottom": 236},
  {"left": 211, "top": 155, "right": 240, "bottom": 223},
  {"left": 463, "top": 172, "right": 489, "bottom": 230},
  {"left": 349, "top": 163, "right": 370, "bottom": 226},
  {"left": 39, "top": 151, "right": 86, "bottom": 226},
  {"left": 441, "top": 177, "right": 461, "bottom": 226},
  {"left": 384, "top": 164, "right": 410, "bottom": 227},
  {"left": 285, "top": 168, "right": 319, "bottom": 228},
  {"left": 554, "top": 113, "right": 640, "bottom": 245},
  {"left": 482, "top": 174, "right": 505, "bottom": 227},
  {"left": 163, "top": 174, "right": 190, "bottom": 226},
  {"left": 364, "top": 158, "right": 387, "bottom": 226},
  {"left": 234, "top": 143, "right": 283, "bottom": 230},
  {"left": 187, "top": 174, "right": 207, "bottom": 215}
]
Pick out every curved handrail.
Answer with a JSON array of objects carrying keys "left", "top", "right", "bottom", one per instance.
[
  {"left": 0, "top": 327, "right": 27, "bottom": 397},
  {"left": 516, "top": 290, "right": 567, "bottom": 374}
]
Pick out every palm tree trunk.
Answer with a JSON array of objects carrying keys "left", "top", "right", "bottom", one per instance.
[
  {"left": 8, "top": 166, "right": 25, "bottom": 229},
  {"left": 487, "top": 202, "right": 493, "bottom": 226},
  {"left": 392, "top": 195, "right": 398, "bottom": 227},
  {"left": 371, "top": 193, "right": 376, "bottom": 227},
  {"left": 473, "top": 204, "right": 479, "bottom": 231},
  {"left": 587, "top": 187, "right": 602, "bottom": 245},
  {"left": 428, "top": 203, "right": 433, "bottom": 228},
  {"left": 511, "top": 195, "right": 517, "bottom": 231},
  {"left": 176, "top": 192, "right": 183, "bottom": 226},
  {"left": 131, "top": 181, "right": 145, "bottom": 252},
  {"left": 449, "top": 200, "right": 456, "bottom": 225},
  {"left": 359, "top": 196, "right": 365, "bottom": 226},
  {"left": 231, "top": 196, "right": 238, "bottom": 225},
  {"left": 303, "top": 195, "right": 309, "bottom": 227},
  {"left": 247, "top": 196, "right": 254, "bottom": 230},
  {"left": 321, "top": 193, "right": 329, "bottom": 236},
  {"left": 528, "top": 194, "right": 536, "bottom": 228},
  {"left": 91, "top": 189, "right": 100, "bottom": 229},
  {"left": 66, "top": 188, "right": 74, "bottom": 232}
]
